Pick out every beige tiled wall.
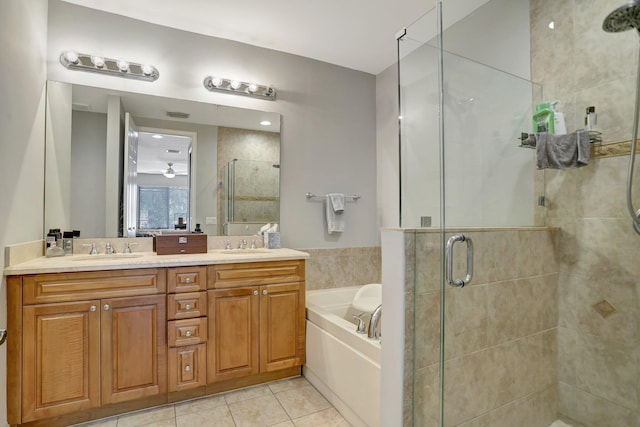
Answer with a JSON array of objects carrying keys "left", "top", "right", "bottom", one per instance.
[
  {"left": 532, "top": 0, "right": 640, "bottom": 426},
  {"left": 405, "top": 228, "right": 559, "bottom": 427},
  {"left": 544, "top": 156, "right": 640, "bottom": 427},
  {"left": 300, "top": 247, "right": 381, "bottom": 290}
]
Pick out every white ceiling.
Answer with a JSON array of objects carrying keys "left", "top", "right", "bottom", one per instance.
[{"left": 60, "top": 0, "right": 436, "bottom": 75}]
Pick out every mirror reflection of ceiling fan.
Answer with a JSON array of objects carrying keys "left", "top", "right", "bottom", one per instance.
[
  {"left": 158, "top": 162, "right": 189, "bottom": 178},
  {"left": 163, "top": 162, "right": 175, "bottom": 178}
]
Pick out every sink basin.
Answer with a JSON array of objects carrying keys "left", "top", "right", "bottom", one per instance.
[
  {"left": 70, "top": 254, "right": 144, "bottom": 261},
  {"left": 218, "top": 249, "right": 271, "bottom": 255}
]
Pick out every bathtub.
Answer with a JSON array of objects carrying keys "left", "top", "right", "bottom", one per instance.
[{"left": 304, "top": 286, "right": 381, "bottom": 427}]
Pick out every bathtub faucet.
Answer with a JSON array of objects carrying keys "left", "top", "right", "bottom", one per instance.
[
  {"left": 368, "top": 304, "right": 382, "bottom": 340},
  {"left": 352, "top": 313, "right": 367, "bottom": 334}
]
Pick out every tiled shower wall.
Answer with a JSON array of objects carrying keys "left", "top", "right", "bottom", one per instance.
[
  {"left": 532, "top": 0, "right": 640, "bottom": 425},
  {"left": 301, "top": 247, "right": 381, "bottom": 290},
  {"left": 545, "top": 155, "right": 640, "bottom": 427},
  {"left": 404, "top": 228, "right": 559, "bottom": 427}
]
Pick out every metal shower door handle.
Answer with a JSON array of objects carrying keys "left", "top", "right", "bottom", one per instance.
[{"left": 445, "top": 234, "right": 474, "bottom": 288}]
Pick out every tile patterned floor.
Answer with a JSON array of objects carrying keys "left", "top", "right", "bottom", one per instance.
[{"left": 72, "top": 376, "right": 351, "bottom": 427}]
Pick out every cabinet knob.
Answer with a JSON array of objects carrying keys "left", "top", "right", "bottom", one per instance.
[
  {"left": 90, "top": 305, "right": 97, "bottom": 312},
  {"left": 103, "top": 304, "right": 110, "bottom": 311},
  {"left": 185, "top": 277, "right": 191, "bottom": 283},
  {"left": 185, "top": 331, "right": 192, "bottom": 337},
  {"left": 185, "top": 304, "right": 192, "bottom": 311},
  {"left": 253, "top": 290, "right": 259, "bottom": 296},
  {"left": 184, "top": 365, "right": 191, "bottom": 372},
  {"left": 262, "top": 289, "right": 268, "bottom": 295}
]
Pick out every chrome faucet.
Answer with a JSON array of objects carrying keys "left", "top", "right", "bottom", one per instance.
[
  {"left": 368, "top": 304, "right": 382, "bottom": 339},
  {"left": 225, "top": 240, "right": 233, "bottom": 250},
  {"left": 238, "top": 239, "right": 247, "bottom": 250},
  {"left": 82, "top": 243, "right": 98, "bottom": 255},
  {"left": 124, "top": 242, "right": 138, "bottom": 254},
  {"left": 105, "top": 242, "right": 115, "bottom": 254},
  {"left": 352, "top": 313, "right": 367, "bottom": 334}
]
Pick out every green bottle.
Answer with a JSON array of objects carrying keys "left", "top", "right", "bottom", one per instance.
[{"left": 533, "top": 102, "right": 555, "bottom": 134}]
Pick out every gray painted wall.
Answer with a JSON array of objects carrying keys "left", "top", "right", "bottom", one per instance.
[
  {"left": 0, "top": 1, "right": 49, "bottom": 425},
  {"left": 46, "top": 0, "right": 378, "bottom": 249},
  {"left": 71, "top": 110, "right": 107, "bottom": 237}
]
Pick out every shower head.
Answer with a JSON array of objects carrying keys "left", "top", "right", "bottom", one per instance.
[{"left": 603, "top": 1, "right": 640, "bottom": 33}]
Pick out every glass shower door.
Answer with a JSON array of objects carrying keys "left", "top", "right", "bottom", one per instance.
[{"left": 400, "top": 1, "right": 546, "bottom": 426}]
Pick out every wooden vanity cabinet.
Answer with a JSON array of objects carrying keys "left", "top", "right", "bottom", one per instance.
[
  {"left": 207, "top": 261, "right": 306, "bottom": 384},
  {"left": 7, "top": 259, "right": 306, "bottom": 426},
  {"left": 9, "top": 269, "right": 167, "bottom": 425}
]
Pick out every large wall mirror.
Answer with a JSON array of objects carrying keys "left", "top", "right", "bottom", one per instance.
[{"left": 44, "top": 81, "right": 281, "bottom": 238}]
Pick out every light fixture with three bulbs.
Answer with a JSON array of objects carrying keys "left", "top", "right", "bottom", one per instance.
[{"left": 203, "top": 76, "right": 276, "bottom": 100}]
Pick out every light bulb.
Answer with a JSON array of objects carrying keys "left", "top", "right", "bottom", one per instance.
[
  {"left": 211, "top": 77, "right": 223, "bottom": 87},
  {"left": 260, "top": 120, "right": 271, "bottom": 126},
  {"left": 548, "top": 21, "right": 555, "bottom": 29},
  {"left": 230, "top": 80, "right": 242, "bottom": 90},
  {"left": 63, "top": 50, "right": 79, "bottom": 64},
  {"left": 91, "top": 56, "right": 105, "bottom": 68},
  {"left": 141, "top": 64, "right": 154, "bottom": 76},
  {"left": 248, "top": 83, "right": 258, "bottom": 93},
  {"left": 117, "top": 60, "right": 130, "bottom": 72}
]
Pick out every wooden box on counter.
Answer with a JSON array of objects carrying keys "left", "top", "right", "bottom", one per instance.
[{"left": 154, "top": 234, "right": 207, "bottom": 255}]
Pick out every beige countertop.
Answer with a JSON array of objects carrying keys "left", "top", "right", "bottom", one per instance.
[{"left": 4, "top": 248, "right": 309, "bottom": 276}]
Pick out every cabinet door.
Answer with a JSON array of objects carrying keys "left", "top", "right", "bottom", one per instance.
[
  {"left": 101, "top": 295, "right": 167, "bottom": 405},
  {"left": 169, "top": 344, "right": 206, "bottom": 392},
  {"left": 22, "top": 301, "right": 100, "bottom": 422},
  {"left": 260, "top": 282, "right": 305, "bottom": 372},
  {"left": 207, "top": 287, "right": 259, "bottom": 383}
]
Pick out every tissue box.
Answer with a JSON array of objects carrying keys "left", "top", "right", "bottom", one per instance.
[
  {"left": 263, "top": 232, "right": 281, "bottom": 249},
  {"left": 154, "top": 234, "right": 207, "bottom": 255}
]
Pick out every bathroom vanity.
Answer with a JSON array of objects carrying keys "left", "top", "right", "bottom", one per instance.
[{"left": 4, "top": 249, "right": 307, "bottom": 427}]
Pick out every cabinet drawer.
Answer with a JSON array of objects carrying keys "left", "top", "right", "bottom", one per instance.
[
  {"left": 168, "top": 344, "right": 206, "bottom": 392},
  {"left": 168, "top": 318, "right": 207, "bottom": 347},
  {"left": 168, "top": 292, "right": 207, "bottom": 320},
  {"left": 168, "top": 266, "right": 206, "bottom": 293},
  {"left": 208, "top": 260, "right": 305, "bottom": 289},
  {"left": 23, "top": 269, "right": 166, "bottom": 304}
]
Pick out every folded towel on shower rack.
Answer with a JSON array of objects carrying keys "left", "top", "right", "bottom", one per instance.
[
  {"left": 535, "top": 130, "right": 590, "bottom": 169},
  {"left": 326, "top": 193, "right": 346, "bottom": 234}
]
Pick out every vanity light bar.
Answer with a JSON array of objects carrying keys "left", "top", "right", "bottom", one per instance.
[
  {"left": 203, "top": 76, "right": 276, "bottom": 101},
  {"left": 59, "top": 51, "right": 160, "bottom": 82}
]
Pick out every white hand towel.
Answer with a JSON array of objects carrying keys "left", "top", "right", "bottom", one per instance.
[
  {"left": 325, "top": 194, "right": 345, "bottom": 234},
  {"left": 329, "top": 193, "right": 345, "bottom": 212}
]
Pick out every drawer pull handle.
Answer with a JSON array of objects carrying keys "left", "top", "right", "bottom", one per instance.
[
  {"left": 185, "top": 304, "right": 192, "bottom": 310},
  {"left": 253, "top": 290, "right": 259, "bottom": 296},
  {"left": 185, "top": 277, "right": 192, "bottom": 283},
  {"left": 90, "top": 305, "right": 97, "bottom": 312},
  {"left": 262, "top": 289, "right": 268, "bottom": 295},
  {"left": 185, "top": 331, "right": 192, "bottom": 337},
  {"left": 103, "top": 304, "right": 110, "bottom": 311},
  {"left": 184, "top": 365, "right": 191, "bottom": 372}
]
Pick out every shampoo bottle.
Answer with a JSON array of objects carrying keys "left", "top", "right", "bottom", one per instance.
[
  {"left": 551, "top": 101, "right": 567, "bottom": 135},
  {"left": 585, "top": 106, "right": 597, "bottom": 130},
  {"left": 533, "top": 102, "right": 555, "bottom": 134}
]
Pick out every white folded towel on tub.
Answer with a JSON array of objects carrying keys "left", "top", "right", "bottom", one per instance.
[{"left": 325, "top": 193, "right": 345, "bottom": 234}]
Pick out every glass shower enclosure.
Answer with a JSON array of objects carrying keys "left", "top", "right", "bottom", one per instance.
[
  {"left": 221, "top": 158, "right": 280, "bottom": 235},
  {"left": 398, "top": 0, "right": 551, "bottom": 425}
]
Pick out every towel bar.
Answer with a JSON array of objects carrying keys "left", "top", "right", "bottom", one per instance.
[{"left": 305, "top": 192, "right": 361, "bottom": 201}]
